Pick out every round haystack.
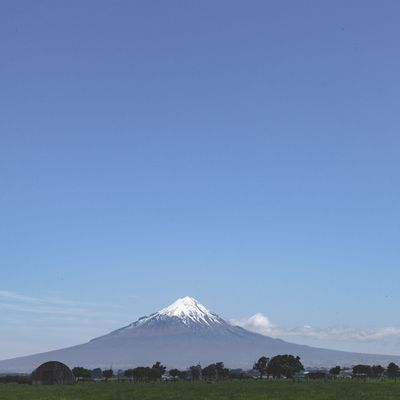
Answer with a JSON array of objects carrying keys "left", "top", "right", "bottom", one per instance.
[{"left": 31, "top": 361, "right": 74, "bottom": 385}]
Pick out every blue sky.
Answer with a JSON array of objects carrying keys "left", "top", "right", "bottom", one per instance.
[{"left": 1, "top": 0, "right": 400, "bottom": 359}]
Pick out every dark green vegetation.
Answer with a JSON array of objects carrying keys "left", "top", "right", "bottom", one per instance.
[
  {"left": 124, "top": 361, "right": 167, "bottom": 382},
  {"left": 1, "top": 380, "right": 400, "bottom": 400},
  {"left": 254, "top": 355, "right": 304, "bottom": 378}
]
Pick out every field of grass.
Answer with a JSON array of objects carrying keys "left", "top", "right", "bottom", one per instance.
[{"left": 1, "top": 380, "right": 400, "bottom": 400}]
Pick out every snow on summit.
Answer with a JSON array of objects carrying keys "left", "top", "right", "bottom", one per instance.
[
  {"left": 157, "top": 296, "right": 221, "bottom": 326},
  {"left": 130, "top": 296, "right": 224, "bottom": 328}
]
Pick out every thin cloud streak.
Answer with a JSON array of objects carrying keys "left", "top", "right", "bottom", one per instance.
[
  {"left": 0, "top": 290, "right": 114, "bottom": 308},
  {"left": 232, "top": 313, "right": 400, "bottom": 342},
  {"left": 0, "top": 290, "right": 125, "bottom": 319},
  {"left": 0, "top": 302, "right": 91, "bottom": 316}
]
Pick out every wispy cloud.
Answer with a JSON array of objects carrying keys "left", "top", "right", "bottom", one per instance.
[
  {"left": 0, "top": 290, "right": 124, "bottom": 319},
  {"left": 0, "top": 290, "right": 95, "bottom": 316},
  {"left": 232, "top": 313, "right": 400, "bottom": 342},
  {"left": 0, "top": 290, "right": 130, "bottom": 359}
]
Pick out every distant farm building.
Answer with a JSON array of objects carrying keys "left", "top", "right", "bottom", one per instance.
[{"left": 31, "top": 361, "right": 74, "bottom": 385}]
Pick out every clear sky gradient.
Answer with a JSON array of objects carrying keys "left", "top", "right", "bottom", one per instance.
[{"left": 1, "top": 0, "right": 400, "bottom": 359}]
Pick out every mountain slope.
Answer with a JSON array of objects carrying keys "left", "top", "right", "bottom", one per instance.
[{"left": 1, "top": 297, "right": 399, "bottom": 373}]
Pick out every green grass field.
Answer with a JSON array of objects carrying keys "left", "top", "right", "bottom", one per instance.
[{"left": 1, "top": 380, "right": 400, "bottom": 400}]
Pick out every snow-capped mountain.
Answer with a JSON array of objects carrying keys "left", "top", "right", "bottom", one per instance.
[
  {"left": 90, "top": 296, "right": 238, "bottom": 342},
  {"left": 112, "top": 296, "right": 225, "bottom": 332},
  {"left": 150, "top": 296, "right": 224, "bottom": 326},
  {"left": 1, "top": 296, "right": 400, "bottom": 373}
]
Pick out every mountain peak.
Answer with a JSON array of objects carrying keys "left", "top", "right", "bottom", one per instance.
[
  {"left": 95, "top": 297, "right": 227, "bottom": 341},
  {"left": 157, "top": 296, "right": 222, "bottom": 326},
  {"left": 159, "top": 296, "right": 204, "bottom": 316}
]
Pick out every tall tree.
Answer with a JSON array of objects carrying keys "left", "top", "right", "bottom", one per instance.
[
  {"left": 189, "top": 364, "right": 202, "bottom": 381},
  {"left": 169, "top": 369, "right": 181, "bottom": 380},
  {"left": 150, "top": 361, "right": 167, "bottom": 380},
  {"left": 387, "top": 362, "right": 400, "bottom": 379},
  {"left": 371, "top": 365, "right": 385, "bottom": 378},
  {"left": 253, "top": 356, "right": 269, "bottom": 379},
  {"left": 102, "top": 369, "right": 113, "bottom": 382},
  {"left": 352, "top": 364, "right": 372, "bottom": 377},
  {"left": 152, "top": 362, "right": 166, "bottom": 375},
  {"left": 215, "top": 362, "right": 229, "bottom": 380},
  {"left": 329, "top": 366, "right": 341, "bottom": 378},
  {"left": 124, "top": 369, "right": 134, "bottom": 382},
  {"left": 132, "top": 367, "right": 148, "bottom": 382},
  {"left": 202, "top": 364, "right": 217, "bottom": 380},
  {"left": 267, "top": 355, "right": 304, "bottom": 379}
]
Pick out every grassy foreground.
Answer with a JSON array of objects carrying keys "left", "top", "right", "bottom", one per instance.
[{"left": 1, "top": 380, "right": 400, "bottom": 400}]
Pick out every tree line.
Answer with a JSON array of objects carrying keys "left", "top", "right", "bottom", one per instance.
[
  {"left": 71, "top": 357, "right": 400, "bottom": 382},
  {"left": 344, "top": 362, "right": 399, "bottom": 379},
  {"left": 71, "top": 354, "right": 306, "bottom": 382},
  {"left": 1, "top": 357, "right": 399, "bottom": 385},
  {"left": 72, "top": 361, "right": 249, "bottom": 382}
]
